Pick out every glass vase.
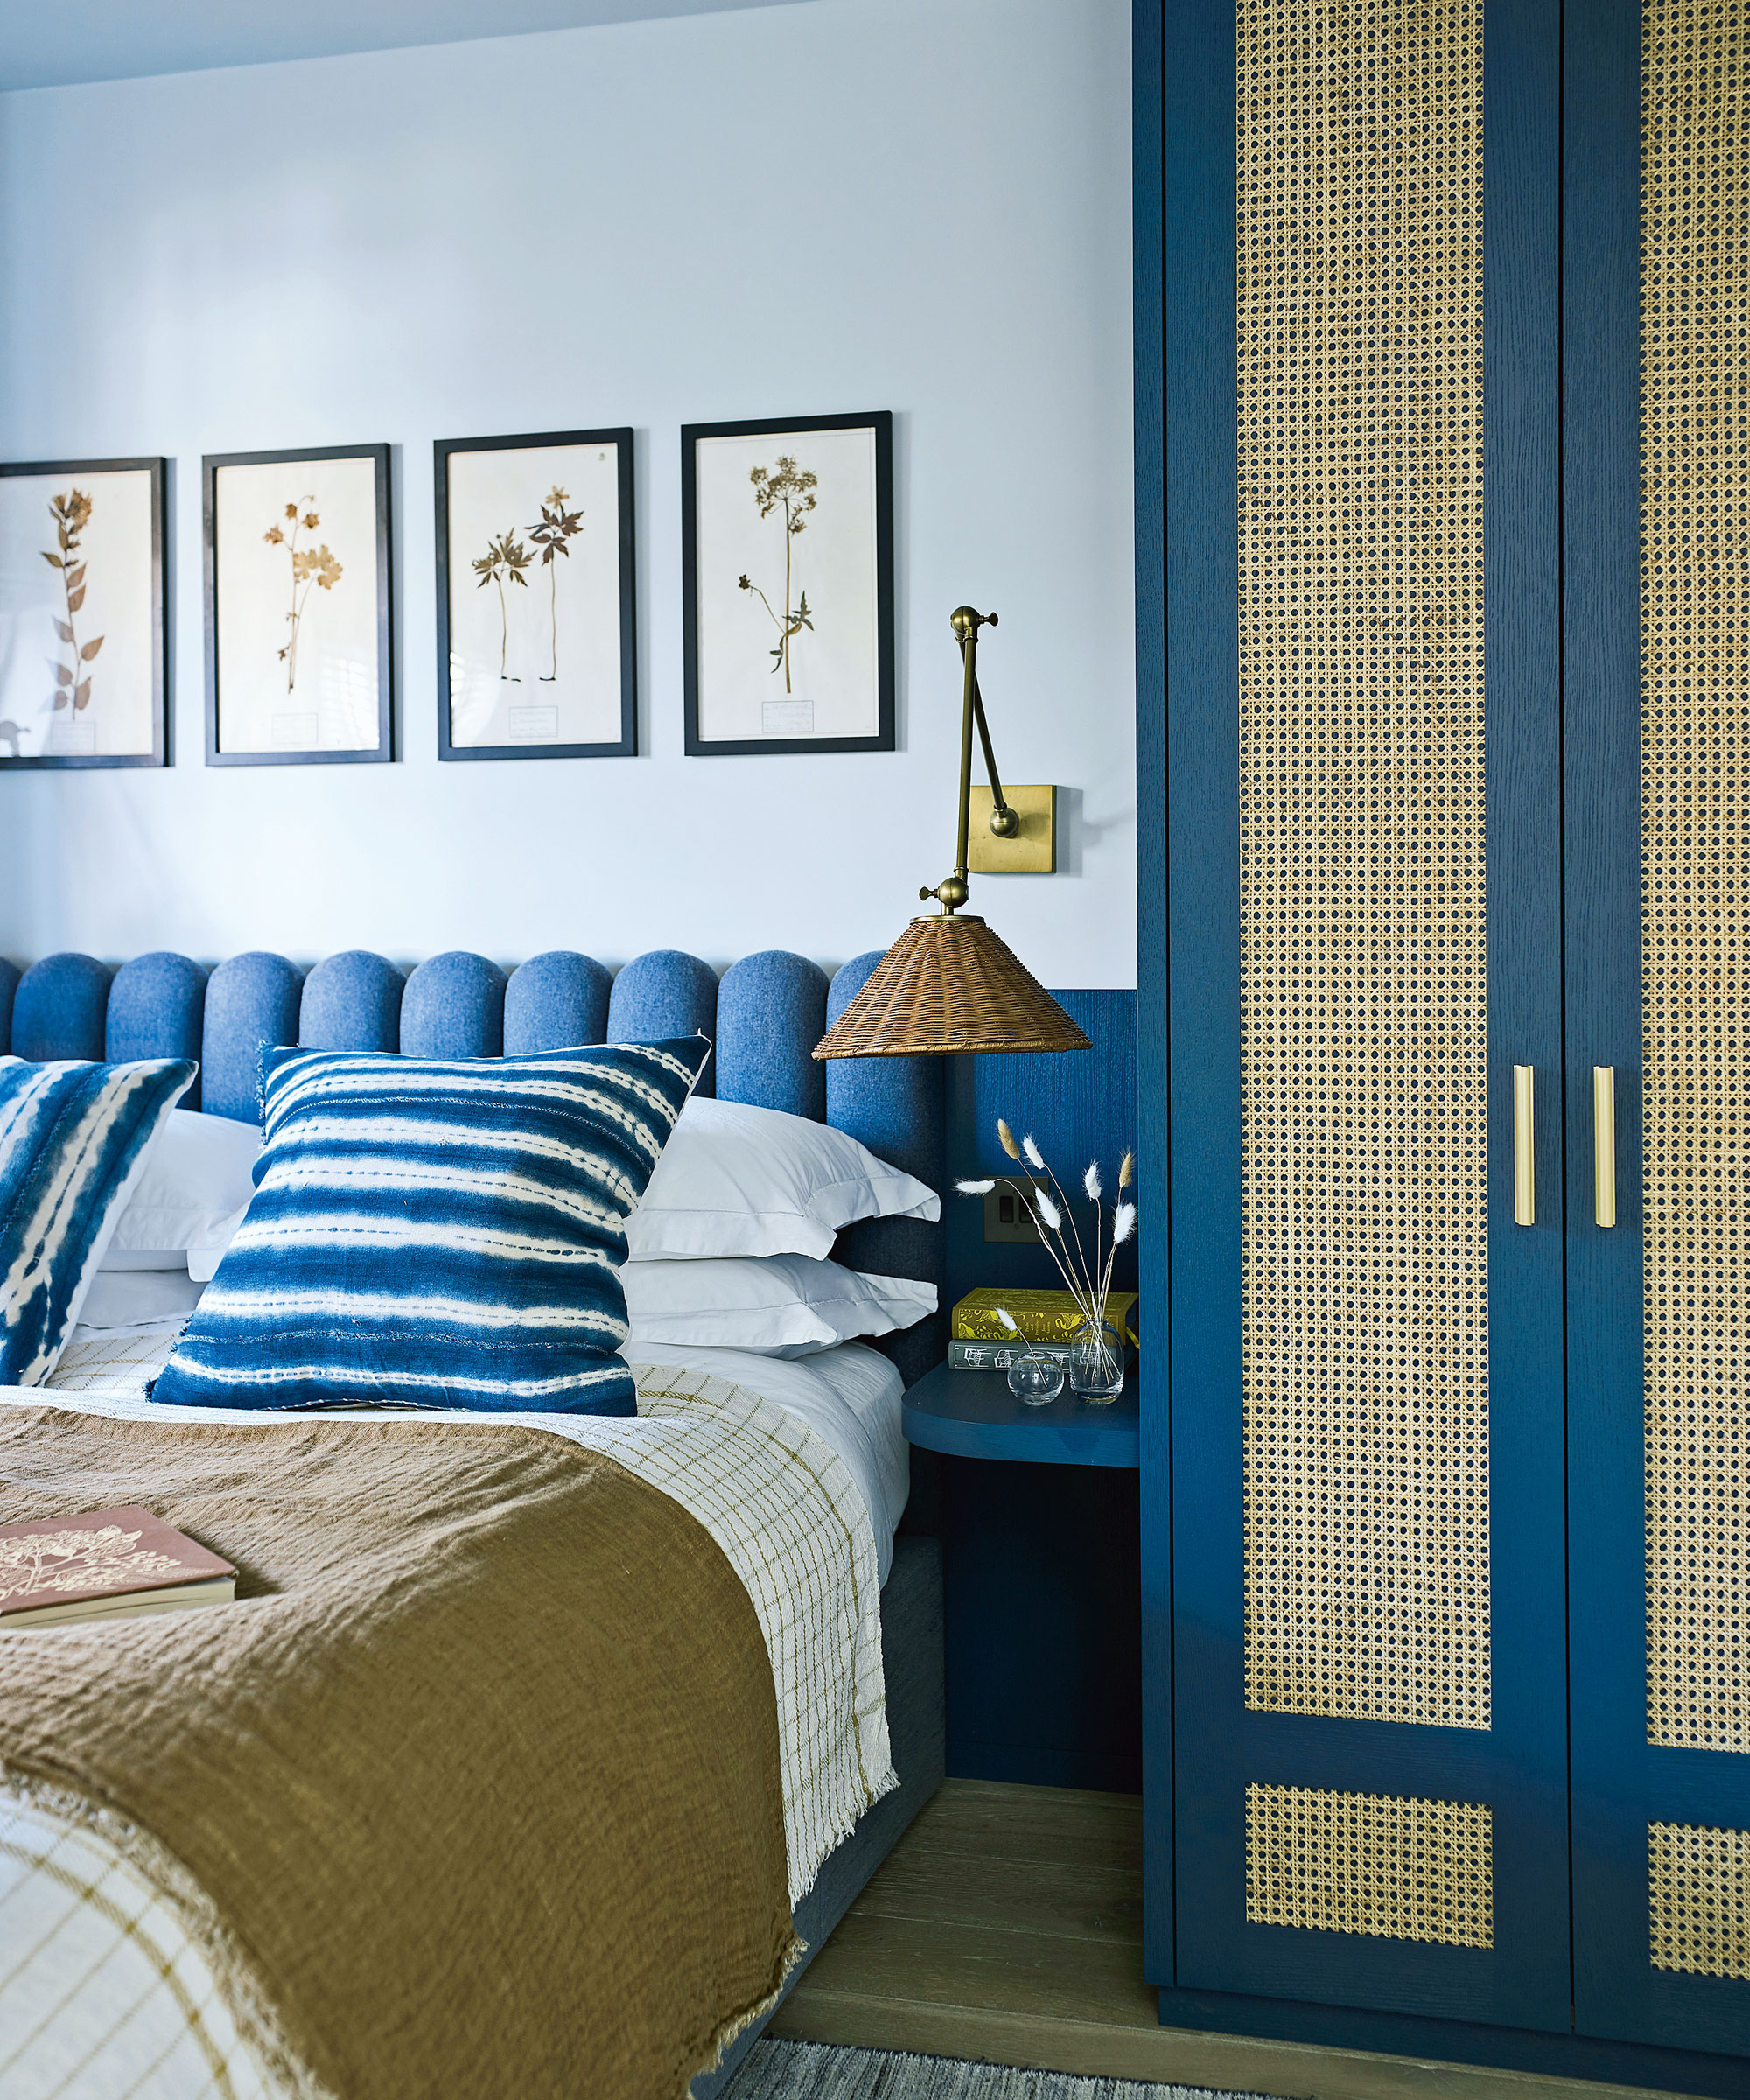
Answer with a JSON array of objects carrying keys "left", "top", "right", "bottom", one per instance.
[
  {"left": 1068, "top": 1318, "right": 1126, "bottom": 1403},
  {"left": 1006, "top": 1348, "right": 1066, "bottom": 1407}
]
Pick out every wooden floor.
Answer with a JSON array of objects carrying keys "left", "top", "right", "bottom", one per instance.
[{"left": 771, "top": 1780, "right": 1679, "bottom": 2100}]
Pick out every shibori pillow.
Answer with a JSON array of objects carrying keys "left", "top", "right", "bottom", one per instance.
[
  {"left": 147, "top": 1037, "right": 710, "bottom": 1415},
  {"left": 0, "top": 1054, "right": 198, "bottom": 1388}
]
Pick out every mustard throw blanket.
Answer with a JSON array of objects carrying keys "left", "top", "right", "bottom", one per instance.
[{"left": 0, "top": 1406, "right": 797, "bottom": 2100}]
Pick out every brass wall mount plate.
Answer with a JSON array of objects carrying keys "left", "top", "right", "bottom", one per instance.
[{"left": 969, "top": 784, "right": 1056, "bottom": 873}]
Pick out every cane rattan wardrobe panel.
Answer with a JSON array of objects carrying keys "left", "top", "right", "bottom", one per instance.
[
  {"left": 1642, "top": 0, "right": 1750, "bottom": 1757},
  {"left": 1246, "top": 1784, "right": 1494, "bottom": 1947},
  {"left": 1649, "top": 1823, "right": 1750, "bottom": 1978},
  {"left": 1237, "top": 0, "right": 1489, "bottom": 1729}
]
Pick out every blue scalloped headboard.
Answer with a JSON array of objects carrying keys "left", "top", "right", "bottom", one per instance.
[{"left": 0, "top": 944, "right": 944, "bottom": 1381}]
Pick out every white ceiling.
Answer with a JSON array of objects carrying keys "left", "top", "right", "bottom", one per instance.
[{"left": 0, "top": 0, "right": 774, "bottom": 92}]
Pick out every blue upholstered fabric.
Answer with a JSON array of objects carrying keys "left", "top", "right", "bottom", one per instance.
[
  {"left": 401, "top": 951, "right": 508, "bottom": 1060},
  {"left": 150, "top": 1037, "right": 710, "bottom": 1414},
  {"left": 825, "top": 952, "right": 946, "bottom": 1384},
  {"left": 823, "top": 954, "right": 944, "bottom": 1188},
  {"left": 503, "top": 951, "right": 612, "bottom": 1054},
  {"left": 0, "top": 1054, "right": 197, "bottom": 1384},
  {"left": 717, "top": 953, "right": 830, "bottom": 1121},
  {"left": 300, "top": 950, "right": 404, "bottom": 1052},
  {"left": 12, "top": 954, "right": 113, "bottom": 1063},
  {"left": 608, "top": 951, "right": 718, "bottom": 1098},
  {"left": 0, "top": 961, "right": 18, "bottom": 1056},
  {"left": 107, "top": 954, "right": 209, "bottom": 1110},
  {"left": 8, "top": 943, "right": 946, "bottom": 1382},
  {"left": 201, "top": 954, "right": 305, "bottom": 1125}
]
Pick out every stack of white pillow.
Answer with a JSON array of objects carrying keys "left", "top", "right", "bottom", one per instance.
[
  {"left": 621, "top": 1096, "right": 939, "bottom": 1357},
  {"left": 80, "top": 1108, "right": 261, "bottom": 1326},
  {"left": 80, "top": 1092, "right": 940, "bottom": 1359}
]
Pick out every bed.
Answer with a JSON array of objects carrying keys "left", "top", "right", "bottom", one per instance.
[{"left": 0, "top": 943, "right": 948, "bottom": 2100}]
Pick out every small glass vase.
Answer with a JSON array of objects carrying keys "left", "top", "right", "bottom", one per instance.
[
  {"left": 1068, "top": 1318, "right": 1126, "bottom": 1403},
  {"left": 1006, "top": 1348, "right": 1066, "bottom": 1407}
]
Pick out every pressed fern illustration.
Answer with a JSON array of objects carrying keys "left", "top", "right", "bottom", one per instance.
[
  {"left": 263, "top": 500, "right": 343, "bottom": 693},
  {"left": 737, "top": 456, "right": 817, "bottom": 691},
  {"left": 525, "top": 486, "right": 583, "bottom": 682},
  {"left": 473, "top": 529, "right": 533, "bottom": 681},
  {"left": 40, "top": 488, "right": 103, "bottom": 724}
]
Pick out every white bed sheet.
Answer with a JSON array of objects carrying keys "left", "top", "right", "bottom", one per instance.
[{"left": 0, "top": 1327, "right": 906, "bottom": 2100}]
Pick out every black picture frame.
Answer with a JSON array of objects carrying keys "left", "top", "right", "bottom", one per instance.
[
  {"left": 203, "top": 442, "right": 393, "bottom": 767},
  {"left": 0, "top": 454, "right": 168, "bottom": 770},
  {"left": 434, "top": 426, "right": 637, "bottom": 761},
  {"left": 681, "top": 410, "right": 894, "bottom": 757}
]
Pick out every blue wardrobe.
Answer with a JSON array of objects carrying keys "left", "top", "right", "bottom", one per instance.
[{"left": 1137, "top": 0, "right": 1750, "bottom": 2086}]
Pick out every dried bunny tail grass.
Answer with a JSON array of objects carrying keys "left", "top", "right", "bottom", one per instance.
[
  {"left": 1034, "top": 1190, "right": 1063, "bottom": 1231},
  {"left": 1084, "top": 1163, "right": 1102, "bottom": 1202},
  {"left": 997, "top": 1120, "right": 1022, "bottom": 1162},
  {"left": 1118, "top": 1150, "right": 1135, "bottom": 1190},
  {"left": 956, "top": 1179, "right": 996, "bottom": 1194},
  {"left": 1022, "top": 1134, "right": 1046, "bottom": 1171},
  {"left": 1113, "top": 1201, "right": 1137, "bottom": 1246},
  {"left": 995, "top": 1306, "right": 1019, "bottom": 1334}
]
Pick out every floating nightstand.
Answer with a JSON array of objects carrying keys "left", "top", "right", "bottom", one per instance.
[{"left": 902, "top": 1359, "right": 1139, "bottom": 1469}]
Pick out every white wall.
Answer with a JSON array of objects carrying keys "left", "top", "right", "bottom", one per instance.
[{"left": 0, "top": 0, "right": 1136, "bottom": 989}]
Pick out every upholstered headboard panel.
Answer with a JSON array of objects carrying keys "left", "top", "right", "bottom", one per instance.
[{"left": 0, "top": 944, "right": 945, "bottom": 1381}]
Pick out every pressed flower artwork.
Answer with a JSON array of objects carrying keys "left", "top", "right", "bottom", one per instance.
[
  {"left": 738, "top": 456, "right": 818, "bottom": 693},
  {"left": 437, "top": 429, "right": 634, "bottom": 760},
  {"left": 262, "top": 499, "right": 344, "bottom": 693},
  {"left": 683, "top": 412, "right": 892, "bottom": 755},
  {"left": 0, "top": 458, "right": 165, "bottom": 767},
  {"left": 205, "top": 444, "right": 390, "bottom": 766}
]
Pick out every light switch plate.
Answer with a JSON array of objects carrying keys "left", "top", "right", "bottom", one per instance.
[
  {"left": 984, "top": 1180, "right": 1047, "bottom": 1242},
  {"left": 968, "top": 784, "right": 1056, "bottom": 872}
]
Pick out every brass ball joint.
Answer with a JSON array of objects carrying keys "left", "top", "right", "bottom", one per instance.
[{"left": 920, "top": 606, "right": 1023, "bottom": 915}]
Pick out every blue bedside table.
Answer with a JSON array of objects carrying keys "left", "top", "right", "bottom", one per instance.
[{"left": 901, "top": 1358, "right": 1139, "bottom": 1468}]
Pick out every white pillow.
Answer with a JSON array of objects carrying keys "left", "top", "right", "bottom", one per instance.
[
  {"left": 104, "top": 1108, "right": 261, "bottom": 1272},
  {"left": 621, "top": 1253, "right": 937, "bottom": 1360},
  {"left": 626, "top": 1097, "right": 938, "bottom": 1262},
  {"left": 77, "top": 1267, "right": 206, "bottom": 1328}
]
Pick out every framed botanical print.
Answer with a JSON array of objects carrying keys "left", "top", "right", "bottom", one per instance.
[
  {"left": 0, "top": 455, "right": 167, "bottom": 769},
  {"left": 681, "top": 410, "right": 893, "bottom": 756},
  {"left": 435, "top": 427, "right": 635, "bottom": 760},
  {"left": 204, "top": 443, "right": 392, "bottom": 766}
]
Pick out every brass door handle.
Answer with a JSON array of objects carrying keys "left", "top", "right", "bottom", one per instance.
[
  {"left": 1594, "top": 1065, "right": 1616, "bottom": 1228},
  {"left": 1514, "top": 1065, "right": 1536, "bottom": 1226}
]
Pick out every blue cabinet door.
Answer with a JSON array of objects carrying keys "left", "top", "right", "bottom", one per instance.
[
  {"left": 1565, "top": 0, "right": 1750, "bottom": 2058},
  {"left": 1162, "top": 0, "right": 1572, "bottom": 2029}
]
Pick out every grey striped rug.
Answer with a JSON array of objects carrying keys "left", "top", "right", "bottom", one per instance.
[{"left": 726, "top": 2039, "right": 1266, "bottom": 2099}]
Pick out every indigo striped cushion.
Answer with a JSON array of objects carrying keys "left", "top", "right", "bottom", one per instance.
[
  {"left": 1, "top": 1056, "right": 198, "bottom": 1387},
  {"left": 148, "top": 1037, "right": 710, "bottom": 1414}
]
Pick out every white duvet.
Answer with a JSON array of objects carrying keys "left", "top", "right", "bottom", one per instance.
[{"left": 0, "top": 1327, "right": 908, "bottom": 2100}]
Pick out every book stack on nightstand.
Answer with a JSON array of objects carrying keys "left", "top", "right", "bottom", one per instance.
[
  {"left": 900, "top": 1289, "right": 1141, "bottom": 1470},
  {"left": 948, "top": 1287, "right": 1138, "bottom": 1371}
]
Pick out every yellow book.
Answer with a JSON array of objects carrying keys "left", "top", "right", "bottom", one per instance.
[{"left": 952, "top": 1287, "right": 1138, "bottom": 1348}]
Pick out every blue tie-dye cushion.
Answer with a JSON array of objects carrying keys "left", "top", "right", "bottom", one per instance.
[
  {"left": 148, "top": 1036, "right": 710, "bottom": 1415},
  {"left": 1, "top": 1055, "right": 198, "bottom": 1387}
]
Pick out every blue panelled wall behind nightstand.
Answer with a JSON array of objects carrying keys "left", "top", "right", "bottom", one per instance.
[{"left": 900, "top": 987, "right": 1143, "bottom": 1792}]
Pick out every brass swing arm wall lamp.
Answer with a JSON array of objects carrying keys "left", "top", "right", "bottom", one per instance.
[
  {"left": 920, "top": 606, "right": 1020, "bottom": 917},
  {"left": 813, "top": 606, "right": 1090, "bottom": 1060}
]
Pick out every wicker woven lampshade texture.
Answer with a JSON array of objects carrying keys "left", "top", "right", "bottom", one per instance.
[{"left": 812, "top": 915, "right": 1091, "bottom": 1059}]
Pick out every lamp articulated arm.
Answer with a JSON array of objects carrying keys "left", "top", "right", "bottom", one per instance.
[{"left": 920, "top": 606, "right": 1022, "bottom": 916}]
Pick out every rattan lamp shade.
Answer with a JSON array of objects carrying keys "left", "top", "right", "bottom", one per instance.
[{"left": 812, "top": 915, "right": 1090, "bottom": 1059}]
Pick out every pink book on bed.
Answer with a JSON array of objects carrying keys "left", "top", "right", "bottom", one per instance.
[{"left": 0, "top": 1505, "right": 236, "bottom": 1629}]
